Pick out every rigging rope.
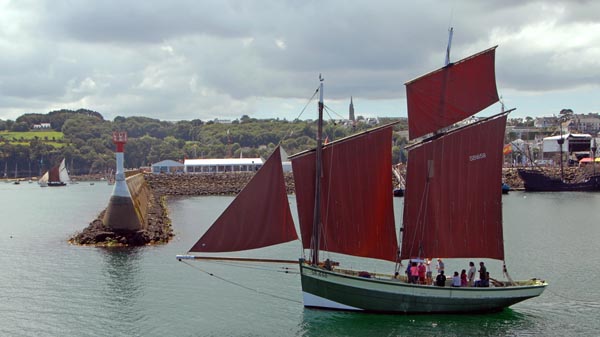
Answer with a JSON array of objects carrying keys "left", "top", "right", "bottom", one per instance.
[
  {"left": 201, "top": 259, "right": 300, "bottom": 274},
  {"left": 179, "top": 260, "right": 303, "bottom": 304},
  {"left": 280, "top": 86, "right": 320, "bottom": 145}
]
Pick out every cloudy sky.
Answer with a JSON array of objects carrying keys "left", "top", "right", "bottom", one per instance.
[{"left": 1, "top": 0, "right": 598, "bottom": 122}]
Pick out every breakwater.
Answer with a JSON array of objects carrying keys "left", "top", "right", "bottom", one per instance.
[
  {"left": 144, "top": 172, "right": 296, "bottom": 196},
  {"left": 69, "top": 173, "right": 172, "bottom": 246}
]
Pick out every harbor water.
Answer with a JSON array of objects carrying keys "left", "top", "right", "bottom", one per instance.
[{"left": 1, "top": 181, "right": 599, "bottom": 336}]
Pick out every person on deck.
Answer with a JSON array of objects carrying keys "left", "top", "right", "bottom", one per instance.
[
  {"left": 410, "top": 262, "right": 419, "bottom": 284},
  {"left": 418, "top": 262, "right": 426, "bottom": 284},
  {"left": 474, "top": 262, "right": 488, "bottom": 287},
  {"left": 460, "top": 269, "right": 468, "bottom": 287},
  {"left": 478, "top": 262, "right": 487, "bottom": 283},
  {"left": 452, "top": 271, "right": 461, "bottom": 287},
  {"left": 436, "top": 258, "right": 445, "bottom": 275},
  {"left": 435, "top": 270, "right": 446, "bottom": 287},
  {"left": 425, "top": 258, "right": 433, "bottom": 285},
  {"left": 467, "top": 261, "right": 476, "bottom": 287}
]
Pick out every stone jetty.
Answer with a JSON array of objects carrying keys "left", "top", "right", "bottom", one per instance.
[{"left": 69, "top": 186, "right": 172, "bottom": 247}]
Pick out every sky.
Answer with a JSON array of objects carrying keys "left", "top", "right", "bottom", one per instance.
[{"left": 0, "top": 0, "right": 599, "bottom": 122}]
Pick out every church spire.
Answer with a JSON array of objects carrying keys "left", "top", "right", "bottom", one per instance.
[{"left": 349, "top": 96, "right": 355, "bottom": 122}]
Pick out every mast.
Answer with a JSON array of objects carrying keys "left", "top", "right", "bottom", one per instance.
[
  {"left": 445, "top": 27, "right": 454, "bottom": 66},
  {"left": 311, "top": 75, "right": 324, "bottom": 265},
  {"left": 558, "top": 119, "right": 564, "bottom": 180}
]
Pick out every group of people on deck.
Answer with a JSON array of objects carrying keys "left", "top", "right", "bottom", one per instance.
[{"left": 406, "top": 259, "right": 491, "bottom": 287}]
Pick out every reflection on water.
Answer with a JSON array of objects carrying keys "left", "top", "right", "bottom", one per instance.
[
  {"left": 299, "top": 308, "right": 537, "bottom": 337},
  {"left": 99, "top": 247, "right": 145, "bottom": 335}
]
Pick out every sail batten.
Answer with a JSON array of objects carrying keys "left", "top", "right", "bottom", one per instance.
[
  {"left": 292, "top": 126, "right": 398, "bottom": 262},
  {"left": 189, "top": 146, "right": 298, "bottom": 253},
  {"left": 401, "top": 114, "right": 507, "bottom": 260},
  {"left": 406, "top": 46, "right": 499, "bottom": 140}
]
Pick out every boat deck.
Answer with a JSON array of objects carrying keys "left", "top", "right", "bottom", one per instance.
[{"left": 330, "top": 266, "right": 545, "bottom": 288}]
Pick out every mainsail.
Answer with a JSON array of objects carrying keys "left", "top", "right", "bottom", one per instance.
[
  {"left": 401, "top": 109, "right": 508, "bottom": 259},
  {"left": 290, "top": 124, "right": 398, "bottom": 262},
  {"left": 405, "top": 46, "right": 499, "bottom": 140},
  {"left": 189, "top": 146, "right": 298, "bottom": 253}
]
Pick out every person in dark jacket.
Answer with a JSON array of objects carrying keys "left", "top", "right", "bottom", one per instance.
[{"left": 435, "top": 270, "right": 446, "bottom": 287}]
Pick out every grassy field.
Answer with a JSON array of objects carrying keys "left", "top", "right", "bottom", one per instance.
[
  {"left": 0, "top": 130, "right": 65, "bottom": 148},
  {"left": 0, "top": 130, "right": 64, "bottom": 141}
]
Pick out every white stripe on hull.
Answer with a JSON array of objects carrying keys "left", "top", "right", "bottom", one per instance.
[{"left": 302, "top": 292, "right": 363, "bottom": 311}]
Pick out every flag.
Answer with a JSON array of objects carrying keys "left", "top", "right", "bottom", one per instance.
[{"left": 503, "top": 144, "right": 512, "bottom": 155}]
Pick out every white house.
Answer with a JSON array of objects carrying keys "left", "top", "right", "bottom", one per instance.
[{"left": 32, "top": 123, "right": 51, "bottom": 129}]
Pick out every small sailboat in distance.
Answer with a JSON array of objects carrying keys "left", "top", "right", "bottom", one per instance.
[{"left": 39, "top": 158, "right": 70, "bottom": 187}]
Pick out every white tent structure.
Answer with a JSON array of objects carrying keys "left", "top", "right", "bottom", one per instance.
[{"left": 151, "top": 160, "right": 184, "bottom": 174}]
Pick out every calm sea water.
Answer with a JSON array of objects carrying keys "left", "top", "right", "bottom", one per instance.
[{"left": 1, "top": 181, "right": 599, "bottom": 336}]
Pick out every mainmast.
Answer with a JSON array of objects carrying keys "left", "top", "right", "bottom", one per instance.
[
  {"left": 445, "top": 27, "right": 454, "bottom": 66},
  {"left": 311, "top": 75, "right": 324, "bottom": 265},
  {"left": 558, "top": 120, "right": 565, "bottom": 180}
]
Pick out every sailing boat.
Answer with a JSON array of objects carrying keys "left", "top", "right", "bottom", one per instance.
[
  {"left": 13, "top": 162, "right": 20, "bottom": 184},
  {"left": 517, "top": 129, "right": 600, "bottom": 191},
  {"left": 179, "top": 48, "right": 546, "bottom": 314},
  {"left": 39, "top": 158, "right": 70, "bottom": 187}
]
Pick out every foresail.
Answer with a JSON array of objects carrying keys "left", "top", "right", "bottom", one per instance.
[
  {"left": 401, "top": 114, "right": 507, "bottom": 260},
  {"left": 39, "top": 171, "right": 49, "bottom": 184},
  {"left": 405, "top": 47, "right": 499, "bottom": 140},
  {"left": 189, "top": 146, "right": 298, "bottom": 253},
  {"left": 291, "top": 124, "right": 398, "bottom": 262}
]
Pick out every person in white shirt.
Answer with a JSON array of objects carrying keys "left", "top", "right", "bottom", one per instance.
[
  {"left": 451, "top": 271, "right": 461, "bottom": 287},
  {"left": 467, "top": 261, "right": 476, "bottom": 287}
]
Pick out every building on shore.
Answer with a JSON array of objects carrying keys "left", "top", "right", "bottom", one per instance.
[
  {"left": 184, "top": 158, "right": 264, "bottom": 174},
  {"left": 151, "top": 160, "right": 185, "bottom": 174}
]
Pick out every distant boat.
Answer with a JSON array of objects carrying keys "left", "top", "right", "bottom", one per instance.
[
  {"left": 13, "top": 162, "right": 20, "bottom": 184},
  {"left": 107, "top": 169, "right": 115, "bottom": 185},
  {"left": 517, "top": 168, "right": 600, "bottom": 192},
  {"left": 39, "top": 158, "right": 70, "bottom": 187},
  {"left": 518, "top": 127, "right": 600, "bottom": 192}
]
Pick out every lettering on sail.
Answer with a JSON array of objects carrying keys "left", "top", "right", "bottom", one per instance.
[{"left": 469, "top": 153, "right": 487, "bottom": 161}]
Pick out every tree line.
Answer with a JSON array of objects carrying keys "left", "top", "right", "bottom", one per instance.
[{"left": 0, "top": 109, "right": 409, "bottom": 178}]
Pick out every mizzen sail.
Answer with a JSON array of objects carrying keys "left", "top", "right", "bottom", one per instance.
[
  {"left": 405, "top": 47, "right": 499, "bottom": 140},
  {"left": 291, "top": 124, "right": 398, "bottom": 262},
  {"left": 401, "top": 114, "right": 507, "bottom": 260},
  {"left": 189, "top": 146, "right": 297, "bottom": 253}
]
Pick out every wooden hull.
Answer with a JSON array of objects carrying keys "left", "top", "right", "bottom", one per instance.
[
  {"left": 300, "top": 262, "right": 546, "bottom": 314},
  {"left": 517, "top": 169, "right": 600, "bottom": 192}
]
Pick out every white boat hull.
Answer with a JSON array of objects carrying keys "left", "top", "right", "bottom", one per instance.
[{"left": 300, "top": 262, "right": 546, "bottom": 314}]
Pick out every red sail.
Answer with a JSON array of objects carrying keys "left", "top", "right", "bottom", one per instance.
[
  {"left": 401, "top": 114, "right": 507, "bottom": 260},
  {"left": 405, "top": 47, "right": 499, "bottom": 140},
  {"left": 189, "top": 146, "right": 298, "bottom": 253},
  {"left": 48, "top": 166, "right": 60, "bottom": 183},
  {"left": 291, "top": 125, "right": 398, "bottom": 262}
]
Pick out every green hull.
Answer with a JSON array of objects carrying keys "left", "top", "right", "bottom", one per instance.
[{"left": 300, "top": 262, "right": 546, "bottom": 314}]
